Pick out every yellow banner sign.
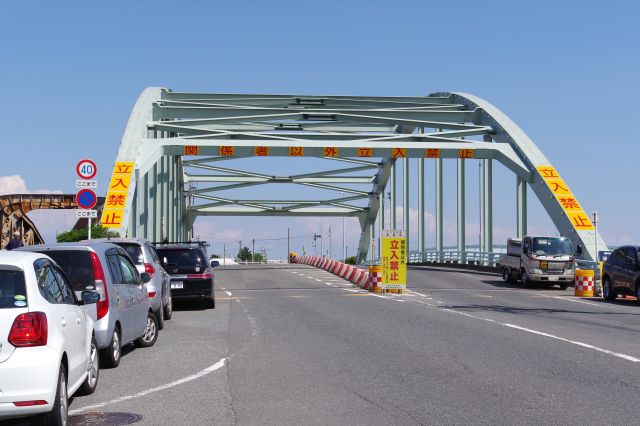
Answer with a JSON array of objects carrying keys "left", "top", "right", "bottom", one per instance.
[
  {"left": 536, "top": 165, "right": 594, "bottom": 230},
  {"left": 101, "top": 161, "right": 135, "bottom": 228},
  {"left": 381, "top": 230, "right": 407, "bottom": 289}
]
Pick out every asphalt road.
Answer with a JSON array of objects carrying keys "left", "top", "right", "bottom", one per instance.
[{"left": 57, "top": 264, "right": 640, "bottom": 425}]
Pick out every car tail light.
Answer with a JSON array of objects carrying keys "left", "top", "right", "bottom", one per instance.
[
  {"left": 148, "top": 291, "right": 157, "bottom": 298},
  {"left": 14, "top": 400, "right": 48, "bottom": 407},
  {"left": 187, "top": 273, "right": 212, "bottom": 280},
  {"left": 8, "top": 312, "right": 48, "bottom": 347},
  {"left": 144, "top": 263, "right": 155, "bottom": 278},
  {"left": 90, "top": 252, "right": 109, "bottom": 320}
]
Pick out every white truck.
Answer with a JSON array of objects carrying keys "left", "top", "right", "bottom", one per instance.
[{"left": 499, "top": 236, "right": 578, "bottom": 289}]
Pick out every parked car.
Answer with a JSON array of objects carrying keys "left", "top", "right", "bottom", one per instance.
[
  {"left": 155, "top": 243, "right": 215, "bottom": 309},
  {"left": 17, "top": 242, "right": 158, "bottom": 368},
  {"left": 0, "top": 251, "right": 100, "bottom": 424},
  {"left": 83, "top": 238, "right": 172, "bottom": 329},
  {"left": 602, "top": 245, "right": 640, "bottom": 301}
]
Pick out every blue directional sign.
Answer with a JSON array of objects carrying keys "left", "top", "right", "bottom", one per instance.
[{"left": 76, "top": 189, "right": 97, "bottom": 209}]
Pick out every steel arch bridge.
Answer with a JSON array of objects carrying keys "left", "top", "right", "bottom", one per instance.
[{"left": 100, "top": 88, "right": 607, "bottom": 263}]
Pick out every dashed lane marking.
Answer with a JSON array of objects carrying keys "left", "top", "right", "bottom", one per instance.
[{"left": 225, "top": 291, "right": 232, "bottom": 296}]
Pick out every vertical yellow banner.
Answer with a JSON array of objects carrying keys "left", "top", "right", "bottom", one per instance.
[{"left": 381, "top": 230, "right": 407, "bottom": 289}]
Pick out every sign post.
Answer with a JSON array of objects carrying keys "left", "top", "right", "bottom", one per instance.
[
  {"left": 76, "top": 159, "right": 98, "bottom": 239},
  {"left": 381, "top": 229, "right": 407, "bottom": 294}
]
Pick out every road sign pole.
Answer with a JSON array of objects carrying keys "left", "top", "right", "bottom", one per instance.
[{"left": 88, "top": 217, "right": 92, "bottom": 240}]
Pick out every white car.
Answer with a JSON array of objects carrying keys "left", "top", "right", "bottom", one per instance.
[{"left": 0, "top": 251, "right": 100, "bottom": 424}]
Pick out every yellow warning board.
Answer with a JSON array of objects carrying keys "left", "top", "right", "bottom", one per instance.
[
  {"left": 536, "top": 165, "right": 594, "bottom": 231},
  {"left": 381, "top": 230, "right": 407, "bottom": 289},
  {"left": 101, "top": 161, "right": 135, "bottom": 228}
]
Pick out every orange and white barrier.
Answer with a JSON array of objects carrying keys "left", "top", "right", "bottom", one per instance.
[
  {"left": 575, "top": 269, "right": 594, "bottom": 297},
  {"left": 290, "top": 255, "right": 370, "bottom": 289},
  {"left": 368, "top": 265, "right": 383, "bottom": 292}
]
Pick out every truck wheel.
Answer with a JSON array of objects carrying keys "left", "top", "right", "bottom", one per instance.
[
  {"left": 521, "top": 269, "right": 531, "bottom": 288},
  {"left": 502, "top": 268, "right": 511, "bottom": 283},
  {"left": 559, "top": 282, "right": 569, "bottom": 290}
]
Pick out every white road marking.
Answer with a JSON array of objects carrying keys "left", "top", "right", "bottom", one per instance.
[
  {"left": 225, "top": 291, "right": 233, "bottom": 296},
  {"left": 315, "top": 279, "right": 322, "bottom": 282},
  {"left": 70, "top": 358, "right": 227, "bottom": 414},
  {"left": 503, "top": 324, "right": 640, "bottom": 363}
]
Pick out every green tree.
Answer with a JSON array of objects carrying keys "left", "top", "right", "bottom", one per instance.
[
  {"left": 56, "top": 224, "right": 118, "bottom": 243},
  {"left": 344, "top": 256, "right": 357, "bottom": 265},
  {"left": 237, "top": 246, "right": 252, "bottom": 262},
  {"left": 253, "top": 253, "right": 265, "bottom": 263}
]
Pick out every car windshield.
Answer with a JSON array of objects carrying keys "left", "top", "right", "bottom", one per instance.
[
  {"left": 116, "top": 243, "right": 144, "bottom": 265},
  {"left": 0, "top": 267, "right": 27, "bottom": 309},
  {"left": 156, "top": 249, "right": 206, "bottom": 267},
  {"left": 38, "top": 251, "right": 93, "bottom": 292},
  {"left": 532, "top": 238, "right": 573, "bottom": 256}
]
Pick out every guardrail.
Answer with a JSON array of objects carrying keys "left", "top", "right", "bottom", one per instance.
[{"left": 405, "top": 250, "right": 503, "bottom": 267}]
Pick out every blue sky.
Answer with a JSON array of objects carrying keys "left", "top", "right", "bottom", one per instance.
[{"left": 1, "top": 1, "right": 638, "bottom": 258}]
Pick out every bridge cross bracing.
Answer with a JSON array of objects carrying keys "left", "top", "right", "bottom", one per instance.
[{"left": 103, "top": 88, "right": 607, "bottom": 263}]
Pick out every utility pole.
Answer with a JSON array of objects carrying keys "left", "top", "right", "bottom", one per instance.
[
  {"left": 329, "top": 226, "right": 332, "bottom": 259},
  {"left": 252, "top": 238, "right": 255, "bottom": 263},
  {"left": 592, "top": 211, "right": 599, "bottom": 261},
  {"left": 238, "top": 240, "right": 242, "bottom": 261},
  {"left": 287, "top": 228, "right": 290, "bottom": 263},
  {"left": 320, "top": 218, "right": 324, "bottom": 257},
  {"left": 223, "top": 243, "right": 226, "bottom": 265}
]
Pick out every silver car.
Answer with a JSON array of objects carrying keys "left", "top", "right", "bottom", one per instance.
[
  {"left": 17, "top": 242, "right": 158, "bottom": 368},
  {"left": 84, "top": 238, "right": 172, "bottom": 329}
]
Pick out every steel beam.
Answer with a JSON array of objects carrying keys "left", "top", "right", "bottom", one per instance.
[
  {"left": 435, "top": 157, "right": 443, "bottom": 252},
  {"left": 457, "top": 158, "right": 466, "bottom": 252},
  {"left": 517, "top": 176, "right": 527, "bottom": 238},
  {"left": 483, "top": 156, "right": 493, "bottom": 253},
  {"left": 418, "top": 157, "right": 425, "bottom": 260}
]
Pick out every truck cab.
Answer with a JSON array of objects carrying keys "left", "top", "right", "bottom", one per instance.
[{"left": 499, "top": 236, "right": 576, "bottom": 289}]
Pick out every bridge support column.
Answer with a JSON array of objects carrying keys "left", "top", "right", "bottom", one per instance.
[
  {"left": 435, "top": 157, "right": 443, "bottom": 253},
  {"left": 403, "top": 158, "right": 409, "bottom": 245},
  {"left": 141, "top": 173, "right": 149, "bottom": 238},
  {"left": 457, "top": 158, "right": 466, "bottom": 254},
  {"left": 418, "top": 157, "right": 425, "bottom": 261},
  {"left": 483, "top": 155, "right": 493, "bottom": 254},
  {"left": 517, "top": 176, "right": 527, "bottom": 238},
  {"left": 390, "top": 161, "right": 397, "bottom": 229}
]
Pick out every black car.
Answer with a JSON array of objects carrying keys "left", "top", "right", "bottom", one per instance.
[
  {"left": 602, "top": 245, "right": 640, "bottom": 301},
  {"left": 156, "top": 244, "right": 215, "bottom": 308}
]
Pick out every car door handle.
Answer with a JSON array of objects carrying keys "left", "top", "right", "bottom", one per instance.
[
  {"left": 76, "top": 317, "right": 81, "bottom": 325},
  {"left": 61, "top": 318, "right": 67, "bottom": 327}
]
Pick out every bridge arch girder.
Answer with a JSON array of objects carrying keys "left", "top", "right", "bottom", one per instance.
[{"left": 103, "top": 88, "right": 606, "bottom": 262}]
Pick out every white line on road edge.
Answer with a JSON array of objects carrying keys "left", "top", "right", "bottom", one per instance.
[
  {"left": 225, "top": 291, "right": 233, "bottom": 296},
  {"left": 70, "top": 358, "right": 227, "bottom": 414},
  {"left": 503, "top": 324, "right": 640, "bottom": 363}
]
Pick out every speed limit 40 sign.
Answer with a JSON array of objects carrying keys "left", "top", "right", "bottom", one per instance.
[{"left": 76, "top": 159, "right": 97, "bottom": 180}]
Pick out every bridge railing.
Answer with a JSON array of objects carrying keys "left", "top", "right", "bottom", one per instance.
[{"left": 406, "top": 250, "right": 502, "bottom": 267}]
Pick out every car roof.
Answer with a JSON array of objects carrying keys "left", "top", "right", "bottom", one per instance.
[
  {"left": 155, "top": 244, "right": 202, "bottom": 250},
  {"left": 16, "top": 242, "right": 121, "bottom": 253},
  {"left": 0, "top": 250, "right": 52, "bottom": 269},
  {"left": 82, "top": 237, "right": 150, "bottom": 246}
]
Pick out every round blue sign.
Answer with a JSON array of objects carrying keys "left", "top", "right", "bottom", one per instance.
[{"left": 76, "top": 189, "right": 97, "bottom": 209}]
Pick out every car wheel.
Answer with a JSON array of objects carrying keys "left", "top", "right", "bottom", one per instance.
[
  {"left": 77, "top": 335, "right": 99, "bottom": 396},
  {"left": 163, "top": 294, "right": 173, "bottom": 320},
  {"left": 603, "top": 277, "right": 616, "bottom": 301},
  {"left": 204, "top": 296, "right": 215, "bottom": 309},
  {"left": 502, "top": 268, "right": 510, "bottom": 283},
  {"left": 136, "top": 311, "right": 158, "bottom": 348},
  {"left": 34, "top": 364, "right": 67, "bottom": 426},
  {"left": 156, "top": 306, "right": 164, "bottom": 331},
  {"left": 100, "top": 327, "right": 121, "bottom": 368},
  {"left": 559, "top": 282, "right": 569, "bottom": 290}
]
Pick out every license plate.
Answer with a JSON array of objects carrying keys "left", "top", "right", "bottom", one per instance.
[
  {"left": 548, "top": 276, "right": 558, "bottom": 281},
  {"left": 171, "top": 281, "right": 184, "bottom": 289}
]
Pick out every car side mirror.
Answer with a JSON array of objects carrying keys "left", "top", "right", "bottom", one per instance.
[
  {"left": 140, "top": 272, "right": 152, "bottom": 284},
  {"left": 81, "top": 291, "right": 100, "bottom": 305},
  {"left": 575, "top": 245, "right": 583, "bottom": 256},
  {"left": 210, "top": 260, "right": 219, "bottom": 268}
]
